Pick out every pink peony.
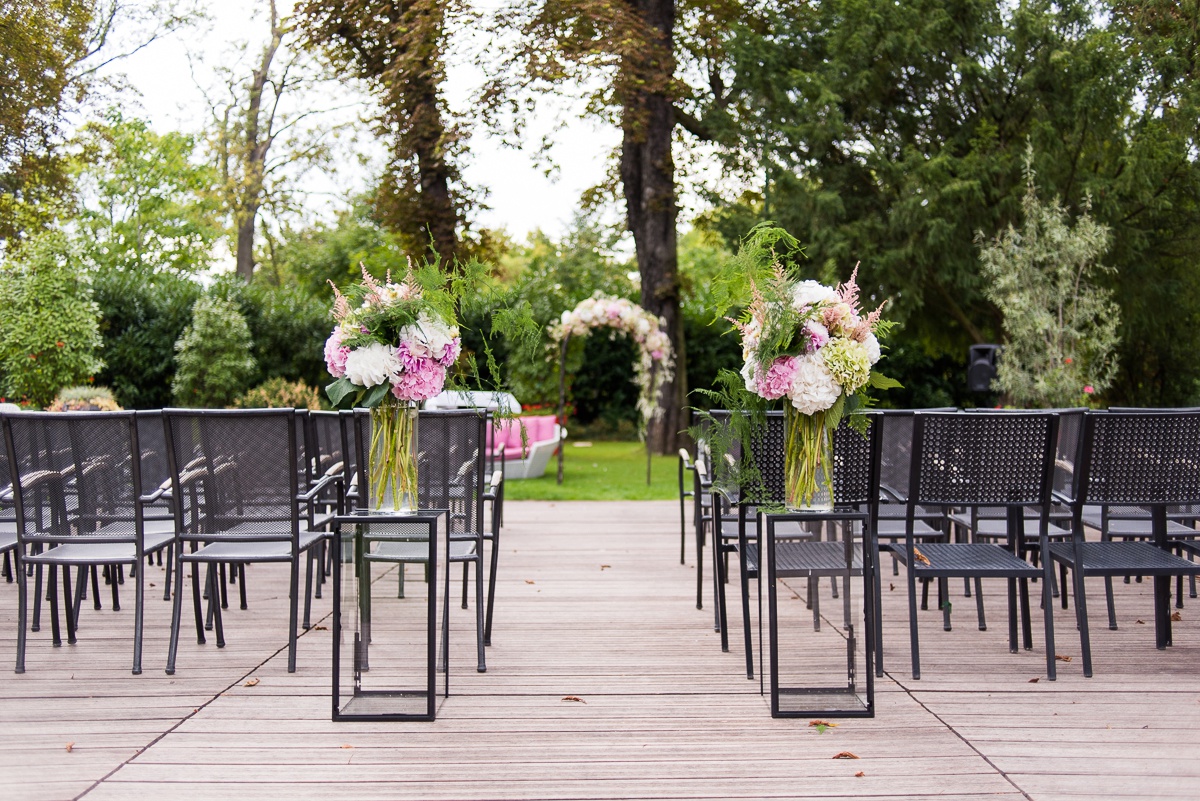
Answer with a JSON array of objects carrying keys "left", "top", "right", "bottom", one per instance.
[
  {"left": 323, "top": 329, "right": 350, "bottom": 378},
  {"left": 757, "top": 356, "right": 800, "bottom": 400},
  {"left": 804, "top": 321, "right": 830, "bottom": 353},
  {"left": 438, "top": 337, "right": 461, "bottom": 367}
]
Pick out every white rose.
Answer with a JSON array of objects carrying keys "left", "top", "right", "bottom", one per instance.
[
  {"left": 791, "top": 280, "right": 839, "bottom": 311},
  {"left": 787, "top": 353, "right": 842, "bottom": 415},
  {"left": 343, "top": 342, "right": 401, "bottom": 388}
]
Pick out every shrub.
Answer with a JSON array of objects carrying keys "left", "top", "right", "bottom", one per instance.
[
  {"left": 93, "top": 270, "right": 202, "bottom": 408},
  {"left": 0, "top": 231, "right": 105, "bottom": 407},
  {"left": 172, "top": 295, "right": 257, "bottom": 407},
  {"left": 46, "top": 385, "right": 122, "bottom": 412},
  {"left": 235, "top": 377, "right": 321, "bottom": 410}
]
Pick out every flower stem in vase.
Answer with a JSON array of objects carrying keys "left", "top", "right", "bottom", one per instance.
[
  {"left": 784, "top": 405, "right": 834, "bottom": 512},
  {"left": 370, "top": 399, "right": 419, "bottom": 513}
]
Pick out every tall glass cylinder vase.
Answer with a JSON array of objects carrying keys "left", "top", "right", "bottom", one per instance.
[
  {"left": 783, "top": 405, "right": 834, "bottom": 512},
  {"left": 369, "top": 398, "right": 419, "bottom": 514}
]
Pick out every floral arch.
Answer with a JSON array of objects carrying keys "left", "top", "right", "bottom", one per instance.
[{"left": 550, "top": 293, "right": 675, "bottom": 484}]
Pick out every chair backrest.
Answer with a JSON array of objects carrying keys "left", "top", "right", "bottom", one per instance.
[
  {"left": 162, "top": 408, "right": 300, "bottom": 540},
  {"left": 135, "top": 410, "right": 171, "bottom": 497},
  {"left": 310, "top": 410, "right": 344, "bottom": 476},
  {"left": 3, "top": 411, "right": 141, "bottom": 544},
  {"left": 878, "top": 408, "right": 956, "bottom": 501},
  {"left": 1076, "top": 410, "right": 1200, "bottom": 507},
  {"left": 349, "top": 408, "right": 487, "bottom": 535},
  {"left": 910, "top": 411, "right": 1058, "bottom": 508}
]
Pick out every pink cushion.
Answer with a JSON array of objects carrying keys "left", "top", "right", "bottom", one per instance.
[{"left": 490, "top": 415, "right": 557, "bottom": 460}]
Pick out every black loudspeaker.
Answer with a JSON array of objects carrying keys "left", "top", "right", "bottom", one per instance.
[{"left": 967, "top": 344, "right": 1001, "bottom": 393}]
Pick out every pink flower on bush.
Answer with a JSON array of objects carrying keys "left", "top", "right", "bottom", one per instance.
[
  {"left": 1083, "top": 385, "right": 1094, "bottom": 395},
  {"left": 323, "top": 329, "right": 350, "bottom": 378},
  {"left": 757, "top": 356, "right": 800, "bottom": 400}
]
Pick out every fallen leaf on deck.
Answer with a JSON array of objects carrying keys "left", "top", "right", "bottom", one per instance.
[
  {"left": 832, "top": 751, "right": 859, "bottom": 759},
  {"left": 809, "top": 720, "right": 838, "bottom": 733},
  {"left": 340, "top": 745, "right": 354, "bottom": 749},
  {"left": 912, "top": 547, "right": 931, "bottom": 566},
  {"left": 314, "top": 625, "right": 328, "bottom": 631},
  {"left": 525, "top": 579, "right": 536, "bottom": 584},
  {"left": 65, "top": 742, "right": 74, "bottom": 753},
  {"left": 1028, "top": 677, "right": 1040, "bottom": 683},
  {"left": 889, "top": 583, "right": 895, "bottom": 591},
  {"left": 1055, "top": 655, "right": 1072, "bottom": 663},
  {"left": 561, "top": 696, "right": 587, "bottom": 704},
  {"left": 1136, "top": 619, "right": 1145, "bottom": 625},
  {"left": 600, "top": 565, "right": 611, "bottom": 570},
  {"left": 855, "top": 771, "right": 865, "bottom": 777},
  {"left": 244, "top": 677, "right": 260, "bottom": 686},
  {"left": 1171, "top": 611, "right": 1182, "bottom": 622}
]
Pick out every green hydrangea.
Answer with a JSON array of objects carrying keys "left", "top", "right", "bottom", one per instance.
[{"left": 820, "top": 338, "right": 871, "bottom": 393}]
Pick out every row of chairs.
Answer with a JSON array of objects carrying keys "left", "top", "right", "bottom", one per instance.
[
  {"left": 0, "top": 407, "right": 502, "bottom": 676},
  {"left": 681, "top": 408, "right": 1200, "bottom": 681}
]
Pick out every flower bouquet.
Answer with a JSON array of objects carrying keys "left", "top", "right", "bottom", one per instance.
[
  {"left": 324, "top": 265, "right": 461, "bottom": 513},
  {"left": 724, "top": 230, "right": 897, "bottom": 511}
]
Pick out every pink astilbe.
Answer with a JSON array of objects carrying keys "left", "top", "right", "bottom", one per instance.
[
  {"left": 360, "top": 263, "right": 385, "bottom": 308},
  {"left": 836, "top": 262, "right": 862, "bottom": 312}
]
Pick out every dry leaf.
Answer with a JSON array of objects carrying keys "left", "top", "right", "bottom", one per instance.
[
  {"left": 1171, "top": 611, "right": 1182, "bottom": 622},
  {"left": 65, "top": 742, "right": 74, "bottom": 753},
  {"left": 1028, "top": 677, "right": 1040, "bottom": 683},
  {"left": 809, "top": 720, "right": 838, "bottom": 732},
  {"left": 340, "top": 745, "right": 354, "bottom": 749},
  {"left": 889, "top": 583, "right": 895, "bottom": 591},
  {"left": 912, "top": 547, "right": 931, "bottom": 566},
  {"left": 314, "top": 625, "right": 328, "bottom": 631},
  {"left": 1136, "top": 619, "right": 1146, "bottom": 625},
  {"left": 832, "top": 751, "right": 859, "bottom": 760},
  {"left": 1055, "top": 655, "right": 1072, "bottom": 663},
  {"left": 855, "top": 771, "right": 865, "bottom": 777},
  {"left": 525, "top": 580, "right": 536, "bottom": 585},
  {"left": 600, "top": 565, "right": 611, "bottom": 570},
  {"left": 244, "top": 677, "right": 260, "bottom": 686},
  {"left": 561, "top": 696, "right": 587, "bottom": 704}
]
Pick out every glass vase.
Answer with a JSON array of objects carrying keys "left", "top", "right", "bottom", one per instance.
[
  {"left": 784, "top": 404, "right": 834, "bottom": 512},
  {"left": 369, "top": 398, "right": 419, "bottom": 514}
]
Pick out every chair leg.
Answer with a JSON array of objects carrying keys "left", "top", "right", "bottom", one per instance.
[
  {"left": 940, "top": 578, "right": 951, "bottom": 631},
  {"left": 738, "top": 553, "right": 754, "bottom": 680},
  {"left": 461, "top": 563, "right": 469, "bottom": 610},
  {"left": 163, "top": 546, "right": 173, "bottom": 601},
  {"left": 238, "top": 563, "right": 248, "bottom": 610},
  {"left": 191, "top": 563, "right": 206, "bottom": 644},
  {"left": 715, "top": 543, "right": 728, "bottom": 646},
  {"left": 132, "top": 560, "right": 144, "bottom": 675},
  {"left": 31, "top": 562, "right": 42, "bottom": 632},
  {"left": 48, "top": 566, "right": 61, "bottom": 647},
  {"left": 1072, "top": 566, "right": 1094, "bottom": 677},
  {"left": 109, "top": 563, "right": 120, "bottom": 612},
  {"left": 287, "top": 558, "right": 299, "bottom": 673},
  {"left": 1019, "top": 577, "right": 1033, "bottom": 651},
  {"left": 485, "top": 536, "right": 500, "bottom": 647},
  {"left": 62, "top": 566, "right": 77, "bottom": 645},
  {"left": 303, "top": 550, "right": 315, "bottom": 631},
  {"left": 695, "top": 521, "right": 705, "bottom": 611},
  {"left": 208, "top": 567, "right": 225, "bottom": 649},
  {"left": 907, "top": 564, "right": 922, "bottom": 680},
  {"left": 1104, "top": 577, "right": 1118, "bottom": 630},
  {"left": 166, "top": 556, "right": 186, "bottom": 674},
  {"left": 475, "top": 556, "right": 486, "bottom": 673},
  {"left": 91, "top": 565, "right": 102, "bottom": 610},
  {"left": 1041, "top": 560, "right": 1057, "bottom": 681},
  {"left": 1006, "top": 578, "right": 1018, "bottom": 654},
  {"left": 974, "top": 577, "right": 986, "bottom": 630},
  {"left": 15, "top": 554, "right": 28, "bottom": 673}
]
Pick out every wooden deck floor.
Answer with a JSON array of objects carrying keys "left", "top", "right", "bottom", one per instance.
[{"left": 2, "top": 500, "right": 1199, "bottom": 800}]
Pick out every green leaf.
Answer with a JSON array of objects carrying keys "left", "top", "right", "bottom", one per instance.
[
  {"left": 825, "top": 394, "right": 846, "bottom": 431},
  {"left": 360, "top": 382, "right": 390, "bottom": 408},
  {"left": 325, "top": 377, "right": 358, "bottom": 408},
  {"left": 868, "top": 372, "right": 903, "bottom": 390}
]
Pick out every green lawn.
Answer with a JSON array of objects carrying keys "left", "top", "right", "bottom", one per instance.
[{"left": 500, "top": 440, "right": 679, "bottom": 501}]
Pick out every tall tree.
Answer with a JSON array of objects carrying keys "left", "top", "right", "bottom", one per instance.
[
  {"left": 483, "top": 0, "right": 753, "bottom": 453},
  {"left": 296, "top": 0, "right": 471, "bottom": 263}
]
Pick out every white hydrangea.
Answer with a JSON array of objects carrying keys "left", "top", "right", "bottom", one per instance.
[
  {"left": 791, "top": 280, "right": 839, "bottom": 312},
  {"left": 741, "top": 359, "right": 758, "bottom": 394},
  {"left": 401, "top": 313, "right": 460, "bottom": 361},
  {"left": 788, "top": 354, "right": 841, "bottom": 415},
  {"left": 343, "top": 342, "right": 401, "bottom": 388}
]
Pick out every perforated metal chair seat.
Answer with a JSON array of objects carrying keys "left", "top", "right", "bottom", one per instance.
[
  {"left": 369, "top": 539, "right": 477, "bottom": 562},
  {"left": 875, "top": 517, "right": 943, "bottom": 541},
  {"left": 949, "top": 515, "right": 1072, "bottom": 541},
  {"left": 25, "top": 534, "right": 174, "bottom": 565},
  {"left": 1077, "top": 511, "right": 1195, "bottom": 540},
  {"left": 890, "top": 542, "right": 1042, "bottom": 579},
  {"left": 0, "top": 530, "right": 14, "bottom": 552},
  {"left": 773, "top": 541, "right": 864, "bottom": 577},
  {"left": 184, "top": 528, "right": 326, "bottom": 563},
  {"left": 1049, "top": 541, "right": 1200, "bottom": 577}
]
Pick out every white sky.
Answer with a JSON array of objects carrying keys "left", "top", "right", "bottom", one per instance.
[{"left": 98, "top": 0, "right": 623, "bottom": 244}]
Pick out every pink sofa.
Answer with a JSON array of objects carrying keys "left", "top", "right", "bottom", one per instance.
[{"left": 488, "top": 415, "right": 565, "bottom": 479}]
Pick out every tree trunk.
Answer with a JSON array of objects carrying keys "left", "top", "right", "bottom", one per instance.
[
  {"left": 621, "top": 0, "right": 682, "bottom": 455},
  {"left": 409, "top": 81, "right": 458, "bottom": 263}
]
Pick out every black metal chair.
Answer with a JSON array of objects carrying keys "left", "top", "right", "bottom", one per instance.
[
  {"left": 887, "top": 411, "right": 1060, "bottom": 680},
  {"left": 162, "top": 408, "right": 339, "bottom": 674},
  {"left": 347, "top": 408, "right": 498, "bottom": 672},
  {"left": 3, "top": 411, "right": 174, "bottom": 674},
  {"left": 1049, "top": 409, "right": 1200, "bottom": 677}
]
